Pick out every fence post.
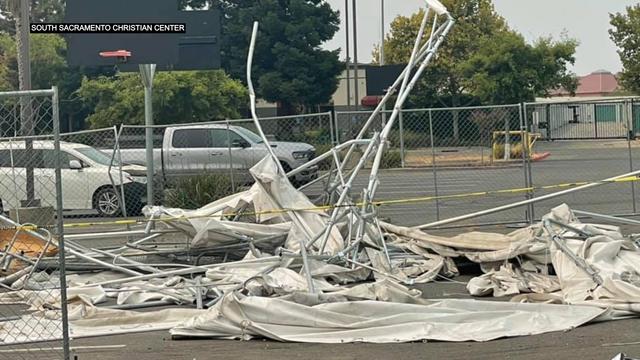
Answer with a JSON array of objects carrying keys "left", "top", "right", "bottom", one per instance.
[
  {"left": 545, "top": 104, "right": 551, "bottom": 140},
  {"left": 429, "top": 109, "right": 440, "bottom": 221},
  {"left": 329, "top": 111, "right": 336, "bottom": 146},
  {"left": 140, "top": 65, "right": 156, "bottom": 207},
  {"left": 629, "top": 99, "right": 637, "bottom": 214},
  {"left": 504, "top": 110, "right": 510, "bottom": 161},
  {"left": 52, "top": 86, "right": 71, "bottom": 360},
  {"left": 226, "top": 120, "right": 236, "bottom": 193},
  {"left": 399, "top": 109, "right": 406, "bottom": 168},
  {"left": 594, "top": 103, "right": 598, "bottom": 139},
  {"left": 521, "top": 103, "right": 535, "bottom": 223},
  {"left": 334, "top": 111, "right": 342, "bottom": 145},
  {"left": 112, "top": 126, "right": 129, "bottom": 218}
]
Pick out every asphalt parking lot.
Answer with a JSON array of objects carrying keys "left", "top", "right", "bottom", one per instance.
[
  {"left": 47, "top": 141, "right": 640, "bottom": 360},
  {"left": 64, "top": 140, "right": 640, "bottom": 232}
]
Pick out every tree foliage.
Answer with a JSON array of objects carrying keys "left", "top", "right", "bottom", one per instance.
[
  {"left": 375, "top": 0, "right": 578, "bottom": 107},
  {"left": 0, "top": 0, "right": 65, "bottom": 34},
  {"left": 78, "top": 70, "right": 248, "bottom": 128},
  {"left": 216, "top": 0, "right": 342, "bottom": 114},
  {"left": 0, "top": 33, "right": 66, "bottom": 90},
  {"left": 1, "top": 0, "right": 342, "bottom": 126},
  {"left": 0, "top": 32, "right": 115, "bottom": 129},
  {"left": 610, "top": 4, "right": 640, "bottom": 94}
]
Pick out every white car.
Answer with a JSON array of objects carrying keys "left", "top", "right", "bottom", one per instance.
[{"left": 0, "top": 141, "right": 147, "bottom": 217}]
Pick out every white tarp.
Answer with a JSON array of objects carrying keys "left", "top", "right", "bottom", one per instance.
[
  {"left": 170, "top": 292, "right": 606, "bottom": 343},
  {"left": 145, "top": 156, "right": 344, "bottom": 254}
]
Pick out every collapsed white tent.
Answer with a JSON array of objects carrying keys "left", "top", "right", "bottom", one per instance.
[
  {"left": 170, "top": 293, "right": 607, "bottom": 343},
  {"left": 3, "top": 0, "right": 640, "bottom": 349},
  {"left": 2, "top": 200, "right": 640, "bottom": 345},
  {"left": 145, "top": 156, "right": 344, "bottom": 255}
]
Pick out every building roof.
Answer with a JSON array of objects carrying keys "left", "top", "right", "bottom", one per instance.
[
  {"left": 550, "top": 70, "right": 619, "bottom": 97},
  {"left": 577, "top": 70, "right": 618, "bottom": 95}
]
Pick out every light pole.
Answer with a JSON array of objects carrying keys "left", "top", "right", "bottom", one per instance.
[
  {"left": 352, "top": 0, "right": 359, "bottom": 112},
  {"left": 345, "top": 0, "right": 351, "bottom": 111},
  {"left": 380, "top": 0, "right": 385, "bottom": 66},
  {"left": 380, "top": 0, "right": 387, "bottom": 127},
  {"left": 14, "top": 0, "right": 38, "bottom": 207}
]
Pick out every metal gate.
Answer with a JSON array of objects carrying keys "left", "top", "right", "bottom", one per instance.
[{"left": 525, "top": 98, "right": 636, "bottom": 140}]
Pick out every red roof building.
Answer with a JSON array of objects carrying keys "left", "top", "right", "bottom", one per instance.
[{"left": 550, "top": 70, "right": 619, "bottom": 97}]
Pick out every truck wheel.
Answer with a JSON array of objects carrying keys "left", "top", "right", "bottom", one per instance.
[
  {"left": 280, "top": 161, "right": 301, "bottom": 186},
  {"left": 280, "top": 161, "right": 292, "bottom": 173},
  {"left": 94, "top": 187, "right": 122, "bottom": 217}
]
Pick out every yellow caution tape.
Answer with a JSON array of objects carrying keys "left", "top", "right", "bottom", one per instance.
[{"left": 4, "top": 175, "right": 640, "bottom": 232}]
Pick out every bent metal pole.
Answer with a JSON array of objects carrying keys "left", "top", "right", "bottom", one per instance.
[
  {"left": 246, "top": 22, "right": 316, "bottom": 292},
  {"left": 416, "top": 170, "right": 640, "bottom": 230}
]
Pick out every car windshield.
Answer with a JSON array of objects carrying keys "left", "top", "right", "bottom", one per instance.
[
  {"left": 76, "top": 147, "right": 120, "bottom": 166},
  {"left": 233, "top": 126, "right": 264, "bottom": 144}
]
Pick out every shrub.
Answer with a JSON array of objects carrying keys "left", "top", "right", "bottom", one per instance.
[
  {"left": 314, "top": 144, "right": 334, "bottom": 170},
  {"left": 165, "top": 174, "right": 235, "bottom": 209},
  {"left": 314, "top": 143, "right": 351, "bottom": 171},
  {"left": 303, "top": 128, "right": 332, "bottom": 145},
  {"left": 380, "top": 150, "right": 402, "bottom": 169},
  {"left": 492, "top": 143, "right": 524, "bottom": 160},
  {"left": 388, "top": 129, "right": 430, "bottom": 149}
]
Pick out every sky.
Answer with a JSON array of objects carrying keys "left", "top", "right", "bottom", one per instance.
[{"left": 322, "top": 0, "right": 638, "bottom": 76}]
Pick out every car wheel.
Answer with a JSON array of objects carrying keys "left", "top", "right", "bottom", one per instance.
[{"left": 94, "top": 187, "right": 122, "bottom": 217}]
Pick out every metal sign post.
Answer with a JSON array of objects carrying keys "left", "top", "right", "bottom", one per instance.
[{"left": 139, "top": 64, "right": 156, "bottom": 206}]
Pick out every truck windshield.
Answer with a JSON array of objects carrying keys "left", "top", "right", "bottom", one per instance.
[
  {"left": 76, "top": 147, "right": 120, "bottom": 166},
  {"left": 234, "top": 127, "right": 264, "bottom": 144}
]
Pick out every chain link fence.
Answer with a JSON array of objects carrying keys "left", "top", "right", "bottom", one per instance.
[
  {"left": 524, "top": 99, "right": 640, "bottom": 222},
  {"left": 0, "top": 87, "right": 638, "bottom": 357},
  {"left": 113, "top": 112, "right": 331, "bottom": 212},
  {"left": 526, "top": 98, "right": 636, "bottom": 140},
  {"left": 334, "top": 105, "right": 530, "bottom": 226},
  {"left": 0, "top": 88, "right": 70, "bottom": 359},
  {"left": 10, "top": 99, "right": 640, "bottom": 248}
]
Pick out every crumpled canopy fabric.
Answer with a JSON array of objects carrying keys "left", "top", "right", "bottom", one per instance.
[
  {"left": 144, "top": 157, "right": 344, "bottom": 254},
  {"left": 545, "top": 221, "right": 640, "bottom": 306},
  {"left": 467, "top": 263, "right": 560, "bottom": 297},
  {"left": 248, "top": 157, "right": 344, "bottom": 254},
  {"left": 465, "top": 204, "right": 640, "bottom": 312},
  {"left": 170, "top": 291, "right": 606, "bottom": 343}
]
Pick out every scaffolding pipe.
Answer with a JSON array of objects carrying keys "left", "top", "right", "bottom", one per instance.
[{"left": 417, "top": 169, "right": 640, "bottom": 229}]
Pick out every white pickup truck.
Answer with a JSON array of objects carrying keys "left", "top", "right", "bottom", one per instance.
[{"left": 113, "top": 124, "right": 319, "bottom": 184}]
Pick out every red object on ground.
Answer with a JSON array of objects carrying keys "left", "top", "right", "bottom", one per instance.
[
  {"left": 99, "top": 50, "right": 132, "bottom": 59},
  {"left": 531, "top": 152, "right": 551, "bottom": 162}
]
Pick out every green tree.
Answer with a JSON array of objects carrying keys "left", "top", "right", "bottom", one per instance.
[
  {"left": 462, "top": 33, "right": 579, "bottom": 105},
  {"left": 372, "top": 8, "right": 428, "bottom": 65},
  {"left": 216, "top": 0, "right": 342, "bottom": 115},
  {"left": 0, "top": 33, "right": 114, "bottom": 130},
  {"left": 375, "top": 0, "right": 578, "bottom": 107},
  {"left": 0, "top": 0, "right": 65, "bottom": 34},
  {"left": 78, "top": 70, "right": 248, "bottom": 128},
  {"left": 610, "top": 4, "right": 640, "bottom": 94},
  {"left": 0, "top": 33, "right": 66, "bottom": 90}
]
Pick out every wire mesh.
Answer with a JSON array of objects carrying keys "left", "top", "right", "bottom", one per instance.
[
  {"left": 525, "top": 100, "right": 638, "bottom": 219},
  {"left": 117, "top": 113, "right": 330, "bottom": 211},
  {"left": 0, "top": 90, "right": 69, "bottom": 359}
]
